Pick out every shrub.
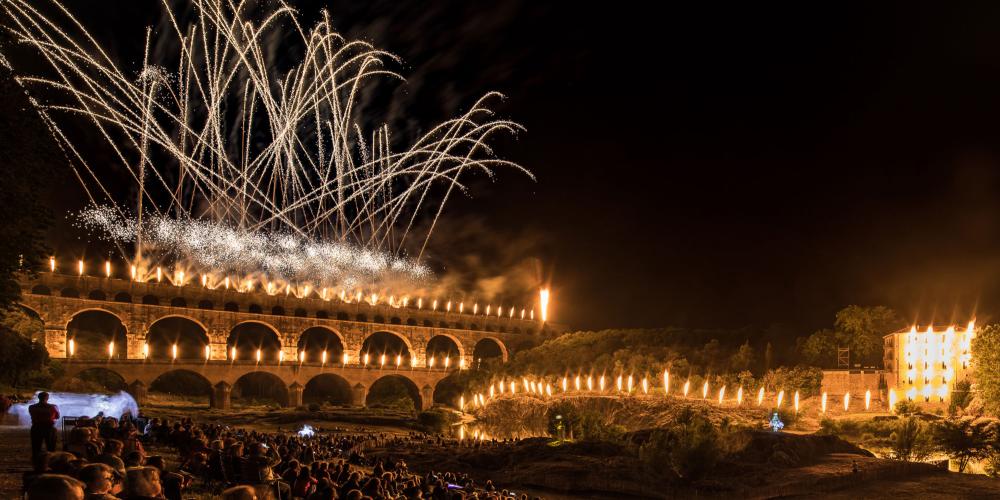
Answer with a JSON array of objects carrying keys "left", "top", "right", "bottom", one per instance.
[
  {"left": 949, "top": 380, "right": 972, "bottom": 415},
  {"left": 888, "top": 417, "right": 932, "bottom": 462},
  {"left": 667, "top": 413, "right": 722, "bottom": 482},
  {"left": 759, "top": 366, "right": 823, "bottom": 398},
  {"left": 417, "top": 408, "right": 457, "bottom": 434},
  {"left": 893, "top": 400, "right": 920, "bottom": 416},
  {"left": 932, "top": 417, "right": 991, "bottom": 473}
]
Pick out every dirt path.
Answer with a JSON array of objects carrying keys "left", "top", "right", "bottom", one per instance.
[{"left": 0, "top": 426, "right": 32, "bottom": 498}]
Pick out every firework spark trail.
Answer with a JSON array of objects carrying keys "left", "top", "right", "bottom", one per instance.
[{"left": 2, "top": 0, "right": 531, "bottom": 292}]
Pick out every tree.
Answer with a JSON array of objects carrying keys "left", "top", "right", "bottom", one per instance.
[
  {"left": 729, "top": 340, "right": 755, "bottom": 373},
  {"left": 889, "top": 417, "right": 932, "bottom": 462},
  {"left": 932, "top": 417, "right": 991, "bottom": 473},
  {"left": 799, "top": 329, "right": 838, "bottom": 367},
  {"left": 834, "top": 305, "right": 903, "bottom": 367},
  {"left": 973, "top": 324, "right": 1000, "bottom": 416},
  {"left": 0, "top": 324, "right": 49, "bottom": 389}
]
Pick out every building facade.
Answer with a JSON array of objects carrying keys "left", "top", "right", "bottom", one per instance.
[{"left": 882, "top": 323, "right": 976, "bottom": 404}]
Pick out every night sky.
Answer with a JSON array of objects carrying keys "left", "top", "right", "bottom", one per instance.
[{"left": 9, "top": 1, "right": 1000, "bottom": 333}]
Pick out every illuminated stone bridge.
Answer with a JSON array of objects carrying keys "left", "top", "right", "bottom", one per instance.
[{"left": 18, "top": 272, "right": 557, "bottom": 410}]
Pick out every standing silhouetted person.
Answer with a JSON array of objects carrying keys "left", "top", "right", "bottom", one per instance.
[{"left": 29, "top": 391, "right": 60, "bottom": 458}]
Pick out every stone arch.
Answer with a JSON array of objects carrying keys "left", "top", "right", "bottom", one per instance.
[
  {"left": 149, "top": 369, "right": 213, "bottom": 406},
  {"left": 61, "top": 366, "right": 126, "bottom": 393},
  {"left": 426, "top": 334, "right": 463, "bottom": 367},
  {"left": 146, "top": 316, "right": 210, "bottom": 360},
  {"left": 87, "top": 290, "right": 106, "bottom": 301},
  {"left": 361, "top": 331, "right": 413, "bottom": 366},
  {"left": 297, "top": 326, "right": 345, "bottom": 363},
  {"left": 142, "top": 294, "right": 160, "bottom": 305},
  {"left": 113, "top": 292, "right": 132, "bottom": 303},
  {"left": 232, "top": 371, "right": 288, "bottom": 407},
  {"left": 473, "top": 337, "right": 509, "bottom": 365},
  {"left": 66, "top": 309, "right": 127, "bottom": 359},
  {"left": 31, "top": 284, "right": 51, "bottom": 295},
  {"left": 60, "top": 287, "right": 79, "bottom": 298},
  {"left": 227, "top": 321, "right": 282, "bottom": 362},
  {"left": 366, "top": 374, "right": 422, "bottom": 411},
  {"left": 170, "top": 297, "right": 187, "bottom": 308},
  {"left": 433, "top": 374, "right": 463, "bottom": 407},
  {"left": 303, "top": 373, "right": 353, "bottom": 406},
  {"left": 224, "top": 302, "right": 239, "bottom": 312}
]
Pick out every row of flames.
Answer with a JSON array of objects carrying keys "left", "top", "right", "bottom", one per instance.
[
  {"left": 66, "top": 339, "right": 468, "bottom": 369},
  {"left": 48, "top": 257, "right": 550, "bottom": 322},
  {"left": 457, "top": 370, "right": 904, "bottom": 415}
]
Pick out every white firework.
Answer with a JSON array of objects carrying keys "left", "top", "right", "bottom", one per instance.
[{"left": 2, "top": 0, "right": 531, "bottom": 291}]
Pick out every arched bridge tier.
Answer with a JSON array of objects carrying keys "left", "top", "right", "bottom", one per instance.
[{"left": 58, "top": 359, "right": 451, "bottom": 410}]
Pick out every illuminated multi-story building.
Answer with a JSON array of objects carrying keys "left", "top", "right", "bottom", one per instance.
[{"left": 883, "top": 322, "right": 976, "bottom": 404}]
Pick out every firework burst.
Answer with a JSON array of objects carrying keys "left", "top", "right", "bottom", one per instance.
[{"left": 2, "top": 0, "right": 530, "bottom": 291}]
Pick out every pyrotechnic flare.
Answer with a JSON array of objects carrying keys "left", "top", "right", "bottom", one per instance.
[
  {"left": 49, "top": 257, "right": 55, "bottom": 272},
  {"left": 321, "top": 350, "right": 328, "bottom": 365},
  {"left": 776, "top": 390, "right": 784, "bottom": 408},
  {"left": 68, "top": 339, "right": 75, "bottom": 357},
  {"left": 587, "top": 376, "right": 593, "bottom": 391},
  {"left": 702, "top": 380, "right": 709, "bottom": 399},
  {"left": 131, "top": 265, "right": 137, "bottom": 281},
  {"left": 794, "top": 391, "right": 800, "bottom": 414},
  {"left": 459, "top": 359, "right": 466, "bottom": 370},
  {"left": 888, "top": 389, "right": 897, "bottom": 412},
  {"left": 142, "top": 342, "right": 148, "bottom": 359},
  {"left": 428, "top": 356, "right": 435, "bottom": 369},
  {"left": 342, "top": 352, "right": 349, "bottom": 366},
  {"left": 599, "top": 375, "right": 606, "bottom": 392},
  {"left": 844, "top": 392, "right": 850, "bottom": 412},
  {"left": 108, "top": 341, "right": 114, "bottom": 358},
  {"left": 156, "top": 267, "right": 162, "bottom": 282},
  {"left": 663, "top": 370, "right": 670, "bottom": 395},
  {"left": 299, "top": 351, "right": 305, "bottom": 363},
  {"left": 279, "top": 350, "right": 284, "bottom": 363},
  {"left": 444, "top": 356, "right": 450, "bottom": 369},
  {"left": 380, "top": 354, "right": 386, "bottom": 369},
  {"left": 546, "top": 384, "right": 552, "bottom": 397},
  {"left": 627, "top": 375, "right": 634, "bottom": 393},
  {"left": 486, "top": 305, "right": 491, "bottom": 316},
  {"left": 821, "top": 392, "right": 827, "bottom": 413},
  {"left": 499, "top": 380, "right": 505, "bottom": 394},
  {"left": 171, "top": 344, "right": 177, "bottom": 360},
  {"left": 575, "top": 375, "right": 581, "bottom": 391},
  {"left": 460, "top": 396, "right": 465, "bottom": 411},
  {"left": 396, "top": 354, "right": 402, "bottom": 368},
  {"left": 78, "top": 260, "right": 84, "bottom": 276},
  {"left": 489, "top": 384, "right": 495, "bottom": 398},
  {"left": 737, "top": 386, "right": 743, "bottom": 405},
  {"left": 540, "top": 289, "right": 550, "bottom": 322},
  {"left": 256, "top": 349, "right": 262, "bottom": 363},
  {"left": 562, "top": 377, "right": 568, "bottom": 392},
  {"left": 446, "top": 301, "right": 452, "bottom": 312},
  {"left": 205, "top": 345, "right": 211, "bottom": 361},
  {"left": 757, "top": 387, "right": 765, "bottom": 406},
  {"left": 683, "top": 380, "right": 690, "bottom": 398},
  {"left": 104, "top": 261, "right": 111, "bottom": 277},
  {"left": 616, "top": 375, "right": 623, "bottom": 392},
  {"left": 231, "top": 347, "right": 237, "bottom": 361},
  {"left": 642, "top": 377, "right": 649, "bottom": 394},
  {"left": 865, "top": 390, "right": 871, "bottom": 411},
  {"left": 718, "top": 386, "right": 725, "bottom": 405},
  {"left": 511, "top": 380, "right": 517, "bottom": 395},
  {"left": 523, "top": 377, "right": 530, "bottom": 391}
]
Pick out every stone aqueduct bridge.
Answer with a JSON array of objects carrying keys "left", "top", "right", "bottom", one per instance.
[{"left": 18, "top": 272, "right": 561, "bottom": 410}]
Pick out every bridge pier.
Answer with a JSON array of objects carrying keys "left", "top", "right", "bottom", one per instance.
[
  {"left": 212, "top": 381, "right": 232, "bottom": 410},
  {"left": 288, "top": 382, "right": 304, "bottom": 408},
  {"left": 420, "top": 384, "right": 434, "bottom": 411},
  {"left": 45, "top": 327, "right": 67, "bottom": 358},
  {"left": 127, "top": 380, "right": 147, "bottom": 406},
  {"left": 352, "top": 383, "right": 367, "bottom": 407}
]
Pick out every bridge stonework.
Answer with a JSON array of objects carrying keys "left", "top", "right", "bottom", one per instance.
[{"left": 18, "top": 273, "right": 561, "bottom": 410}]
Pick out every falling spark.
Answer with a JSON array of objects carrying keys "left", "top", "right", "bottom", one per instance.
[
  {"left": 380, "top": 354, "right": 386, "bottom": 369},
  {"left": 499, "top": 380, "right": 505, "bottom": 394},
  {"left": 363, "top": 353, "right": 370, "bottom": 366},
  {"left": 460, "top": 395, "right": 465, "bottom": 411},
  {"left": 575, "top": 375, "right": 581, "bottom": 391},
  {"left": 444, "top": 356, "right": 450, "bottom": 369},
  {"left": 428, "top": 356, "right": 435, "bottom": 369},
  {"left": 299, "top": 351, "right": 306, "bottom": 363},
  {"left": 561, "top": 376, "right": 568, "bottom": 392},
  {"left": 489, "top": 384, "right": 495, "bottom": 398},
  {"left": 279, "top": 350, "right": 284, "bottom": 363},
  {"left": 156, "top": 267, "right": 162, "bottom": 282},
  {"left": 131, "top": 265, "right": 137, "bottom": 280},
  {"left": 627, "top": 375, "right": 634, "bottom": 393},
  {"left": 395, "top": 354, "right": 402, "bottom": 368},
  {"left": 616, "top": 375, "right": 623, "bottom": 392}
]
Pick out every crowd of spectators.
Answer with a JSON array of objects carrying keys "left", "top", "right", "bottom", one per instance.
[{"left": 23, "top": 413, "right": 539, "bottom": 500}]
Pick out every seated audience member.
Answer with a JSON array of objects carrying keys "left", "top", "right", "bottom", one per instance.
[
  {"left": 77, "top": 463, "right": 120, "bottom": 500},
  {"left": 26, "top": 473, "right": 86, "bottom": 500},
  {"left": 122, "top": 466, "right": 162, "bottom": 500},
  {"left": 222, "top": 485, "right": 259, "bottom": 500}
]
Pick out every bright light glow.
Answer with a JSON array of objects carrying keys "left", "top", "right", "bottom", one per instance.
[
  {"left": 205, "top": 345, "right": 211, "bottom": 361},
  {"left": 539, "top": 289, "right": 550, "bottom": 322},
  {"left": 171, "top": 343, "right": 178, "bottom": 360},
  {"left": 256, "top": 348, "right": 262, "bottom": 362},
  {"left": 599, "top": 375, "right": 606, "bottom": 392},
  {"left": 737, "top": 386, "right": 743, "bottom": 405},
  {"left": 776, "top": 390, "right": 784, "bottom": 408},
  {"left": 130, "top": 265, "right": 137, "bottom": 280},
  {"left": 888, "top": 389, "right": 896, "bottom": 412},
  {"left": 104, "top": 261, "right": 111, "bottom": 277},
  {"left": 142, "top": 342, "right": 148, "bottom": 359},
  {"left": 562, "top": 377, "right": 568, "bottom": 392},
  {"left": 663, "top": 370, "right": 670, "bottom": 395},
  {"left": 68, "top": 339, "right": 75, "bottom": 357},
  {"left": 107, "top": 341, "right": 114, "bottom": 358},
  {"left": 380, "top": 354, "right": 386, "bottom": 368},
  {"left": 794, "top": 390, "right": 800, "bottom": 414},
  {"left": 297, "top": 425, "right": 316, "bottom": 438},
  {"left": 78, "top": 260, "right": 84, "bottom": 275},
  {"left": 231, "top": 346, "right": 237, "bottom": 360},
  {"left": 321, "top": 350, "right": 328, "bottom": 364},
  {"left": 821, "top": 392, "right": 828, "bottom": 413},
  {"left": 844, "top": 392, "right": 850, "bottom": 412},
  {"left": 642, "top": 377, "right": 649, "bottom": 394},
  {"left": 718, "top": 386, "right": 725, "bottom": 405},
  {"left": 342, "top": 352, "right": 349, "bottom": 365},
  {"left": 428, "top": 356, "right": 435, "bottom": 369},
  {"left": 757, "top": 387, "right": 765, "bottom": 406},
  {"left": 702, "top": 380, "right": 709, "bottom": 399},
  {"left": 865, "top": 390, "right": 871, "bottom": 411},
  {"left": 49, "top": 257, "right": 55, "bottom": 272},
  {"left": 683, "top": 380, "right": 690, "bottom": 398}
]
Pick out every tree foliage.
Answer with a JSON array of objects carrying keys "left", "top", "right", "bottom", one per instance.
[
  {"left": 973, "top": 324, "right": 1000, "bottom": 416},
  {"left": 798, "top": 305, "right": 903, "bottom": 368},
  {"left": 931, "top": 417, "right": 991, "bottom": 473},
  {"left": 888, "top": 417, "right": 932, "bottom": 462}
]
